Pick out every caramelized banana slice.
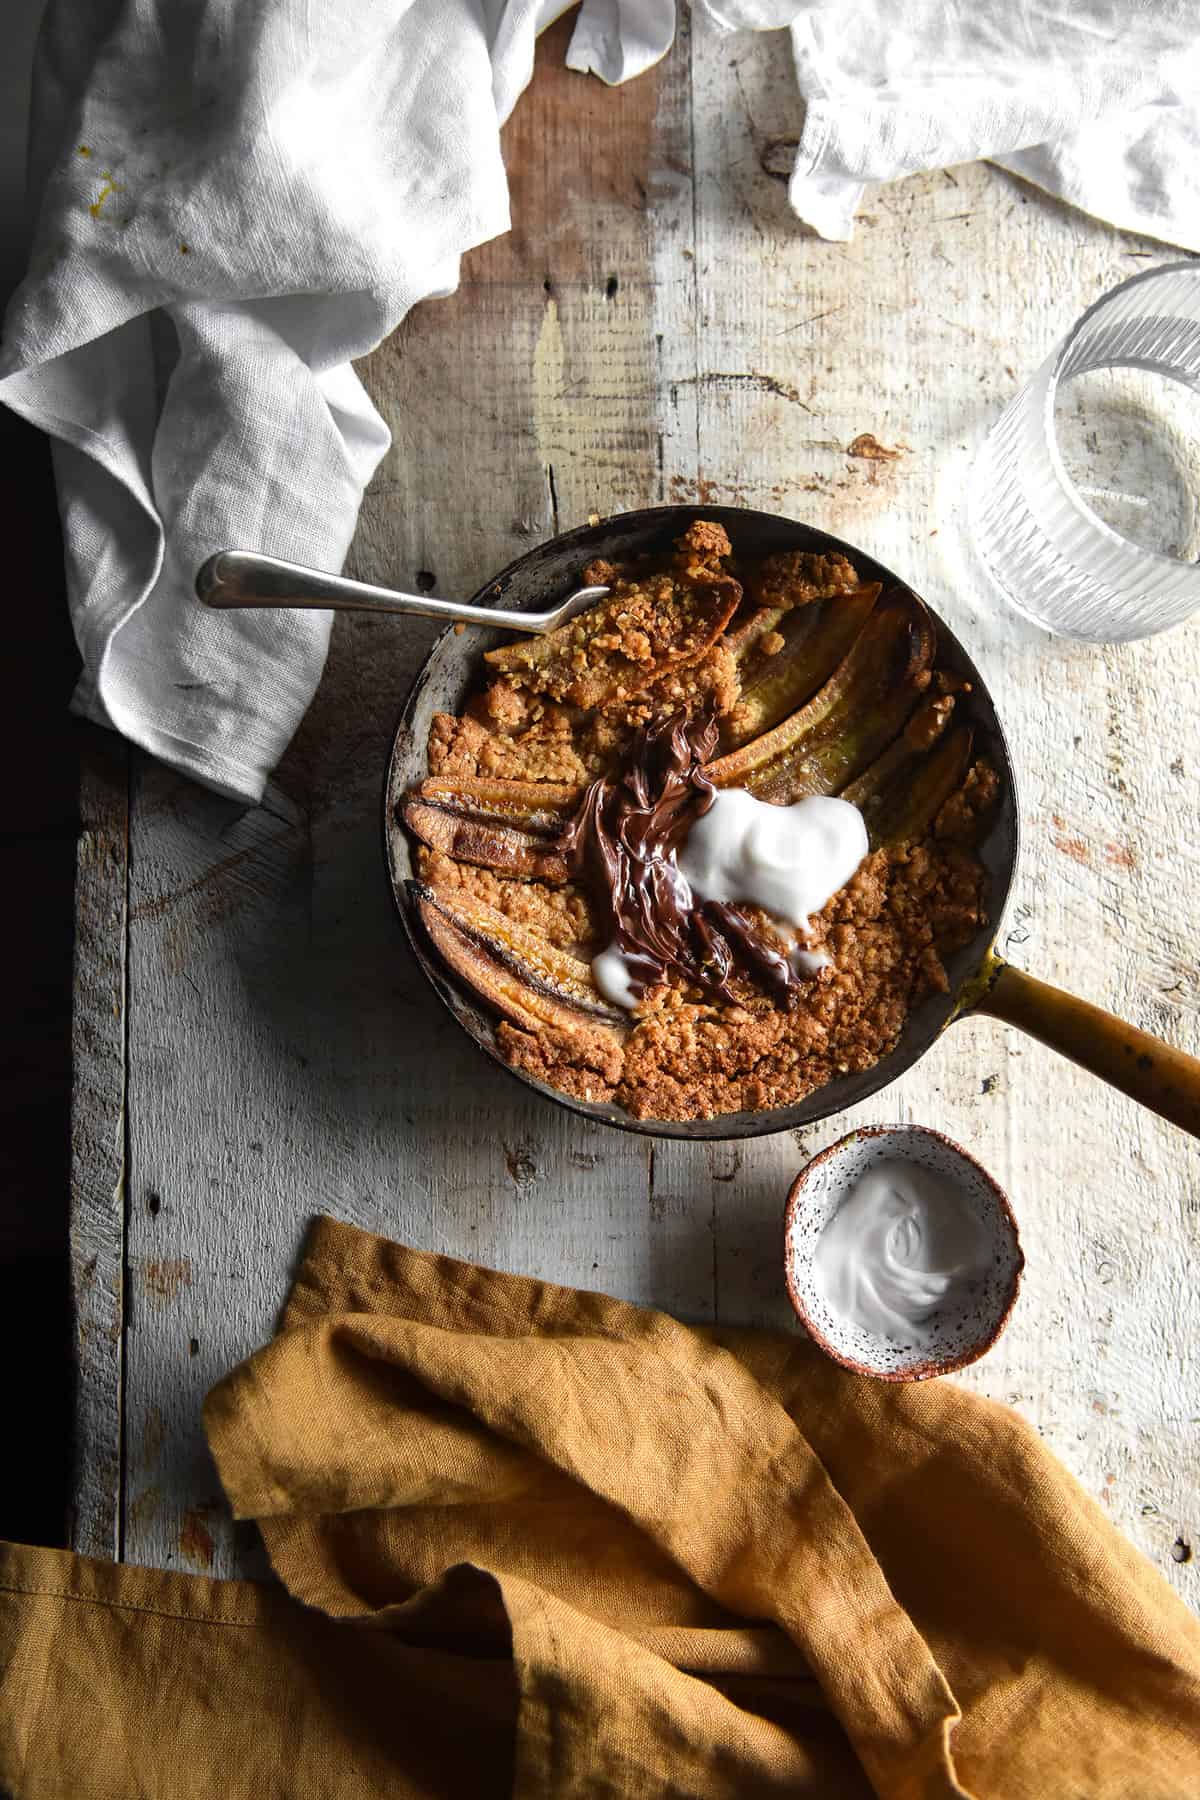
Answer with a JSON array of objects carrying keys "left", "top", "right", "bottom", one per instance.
[
  {"left": 706, "top": 590, "right": 935, "bottom": 804},
  {"left": 841, "top": 703, "right": 970, "bottom": 847},
  {"left": 869, "top": 726, "right": 975, "bottom": 846},
  {"left": 415, "top": 776, "right": 580, "bottom": 832},
  {"left": 839, "top": 692, "right": 954, "bottom": 801},
  {"left": 412, "top": 882, "right": 625, "bottom": 1029},
  {"left": 418, "top": 901, "right": 621, "bottom": 1044},
  {"left": 484, "top": 563, "right": 741, "bottom": 709},
  {"left": 723, "top": 605, "right": 790, "bottom": 661},
  {"left": 722, "top": 583, "right": 881, "bottom": 749},
  {"left": 403, "top": 801, "right": 573, "bottom": 883}
]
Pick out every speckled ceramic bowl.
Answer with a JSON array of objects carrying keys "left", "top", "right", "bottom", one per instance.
[{"left": 784, "top": 1124, "right": 1024, "bottom": 1381}]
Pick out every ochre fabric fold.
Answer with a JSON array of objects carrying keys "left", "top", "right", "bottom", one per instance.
[{"left": 3, "top": 1214, "right": 1200, "bottom": 1798}]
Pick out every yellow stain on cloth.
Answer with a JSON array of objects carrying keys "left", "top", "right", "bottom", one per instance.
[{"left": 89, "top": 173, "right": 121, "bottom": 219}]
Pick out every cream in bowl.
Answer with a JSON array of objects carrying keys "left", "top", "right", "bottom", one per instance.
[{"left": 784, "top": 1124, "right": 1023, "bottom": 1381}]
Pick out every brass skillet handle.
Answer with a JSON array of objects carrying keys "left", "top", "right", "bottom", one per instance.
[{"left": 967, "top": 954, "right": 1200, "bottom": 1138}]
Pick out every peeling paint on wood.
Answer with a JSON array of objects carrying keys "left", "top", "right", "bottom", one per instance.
[
  {"left": 140, "top": 1259, "right": 192, "bottom": 1304},
  {"left": 178, "top": 1505, "right": 215, "bottom": 1569}
]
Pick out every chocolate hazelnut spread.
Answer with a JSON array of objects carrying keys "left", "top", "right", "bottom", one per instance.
[{"left": 557, "top": 710, "right": 800, "bottom": 1008}]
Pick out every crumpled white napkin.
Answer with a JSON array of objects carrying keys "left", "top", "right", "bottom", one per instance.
[
  {"left": 3, "top": 0, "right": 1198, "bottom": 802},
  {"left": 779, "top": 1, "right": 1200, "bottom": 245},
  {"left": 1, "top": 0, "right": 572, "bottom": 801}
]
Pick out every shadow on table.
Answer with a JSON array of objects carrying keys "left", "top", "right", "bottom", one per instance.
[{"left": 0, "top": 407, "right": 80, "bottom": 1547}]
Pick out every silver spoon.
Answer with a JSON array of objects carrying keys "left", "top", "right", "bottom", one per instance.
[{"left": 196, "top": 549, "right": 610, "bottom": 635}]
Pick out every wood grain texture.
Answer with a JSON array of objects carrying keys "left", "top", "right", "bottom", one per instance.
[
  {"left": 75, "top": 19, "right": 1200, "bottom": 1600},
  {"left": 69, "top": 731, "right": 128, "bottom": 1559}
]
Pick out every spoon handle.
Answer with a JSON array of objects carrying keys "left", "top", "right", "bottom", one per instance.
[{"left": 196, "top": 549, "right": 540, "bottom": 633}]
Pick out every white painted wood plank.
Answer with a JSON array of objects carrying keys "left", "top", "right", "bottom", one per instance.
[{"left": 68, "top": 732, "right": 128, "bottom": 1559}]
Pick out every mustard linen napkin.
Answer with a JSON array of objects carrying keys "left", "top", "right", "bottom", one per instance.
[{"left": 2, "top": 1214, "right": 1199, "bottom": 1798}]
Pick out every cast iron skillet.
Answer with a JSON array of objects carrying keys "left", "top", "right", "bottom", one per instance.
[{"left": 384, "top": 506, "right": 1200, "bottom": 1142}]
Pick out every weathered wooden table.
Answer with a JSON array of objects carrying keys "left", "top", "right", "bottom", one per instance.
[{"left": 71, "top": 19, "right": 1199, "bottom": 1601}]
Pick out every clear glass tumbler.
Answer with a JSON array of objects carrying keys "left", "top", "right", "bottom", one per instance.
[{"left": 969, "top": 262, "right": 1200, "bottom": 642}]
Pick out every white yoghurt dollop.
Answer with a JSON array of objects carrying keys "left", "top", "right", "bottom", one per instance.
[
  {"left": 676, "top": 791, "right": 868, "bottom": 933},
  {"left": 591, "top": 788, "right": 867, "bottom": 1011},
  {"left": 811, "top": 1159, "right": 993, "bottom": 1344},
  {"left": 790, "top": 946, "right": 832, "bottom": 977},
  {"left": 592, "top": 941, "right": 643, "bottom": 1011}
]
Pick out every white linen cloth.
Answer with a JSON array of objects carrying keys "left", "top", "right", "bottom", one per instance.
[
  {"left": 2, "top": 0, "right": 1197, "bottom": 802},
  {"left": 780, "top": 2, "right": 1200, "bottom": 245}
]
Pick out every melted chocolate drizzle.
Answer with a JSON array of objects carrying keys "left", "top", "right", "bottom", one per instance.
[{"left": 558, "top": 711, "right": 801, "bottom": 1008}]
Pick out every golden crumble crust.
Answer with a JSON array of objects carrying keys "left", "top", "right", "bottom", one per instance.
[
  {"left": 935, "top": 758, "right": 1000, "bottom": 843},
  {"left": 609, "top": 847, "right": 987, "bottom": 1121},
  {"left": 409, "top": 523, "right": 995, "bottom": 1123},
  {"left": 578, "top": 645, "right": 740, "bottom": 773},
  {"left": 497, "top": 1020, "right": 623, "bottom": 1104},
  {"left": 749, "top": 550, "right": 862, "bottom": 612},
  {"left": 484, "top": 522, "right": 741, "bottom": 710}
]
